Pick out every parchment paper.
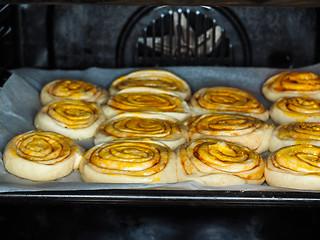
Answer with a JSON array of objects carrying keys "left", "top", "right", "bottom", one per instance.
[{"left": 1, "top": 64, "right": 320, "bottom": 193}]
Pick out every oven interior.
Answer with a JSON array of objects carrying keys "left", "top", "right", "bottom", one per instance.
[
  {"left": 1, "top": 4, "right": 320, "bottom": 71},
  {"left": 1, "top": 2, "right": 320, "bottom": 239}
]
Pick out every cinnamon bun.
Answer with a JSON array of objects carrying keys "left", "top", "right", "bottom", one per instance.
[
  {"left": 80, "top": 140, "right": 177, "bottom": 183},
  {"left": 3, "top": 130, "right": 85, "bottom": 181},
  {"left": 270, "top": 96, "right": 320, "bottom": 124},
  {"left": 262, "top": 71, "right": 320, "bottom": 102},
  {"left": 265, "top": 144, "right": 320, "bottom": 190},
  {"left": 95, "top": 112, "right": 188, "bottom": 149},
  {"left": 41, "top": 79, "right": 108, "bottom": 105},
  {"left": 269, "top": 122, "right": 320, "bottom": 152},
  {"left": 190, "top": 87, "right": 269, "bottom": 121},
  {"left": 34, "top": 100, "right": 106, "bottom": 140},
  {"left": 177, "top": 138, "right": 265, "bottom": 187},
  {"left": 187, "top": 113, "right": 273, "bottom": 153},
  {"left": 102, "top": 87, "right": 191, "bottom": 121},
  {"left": 109, "top": 70, "right": 191, "bottom": 101}
]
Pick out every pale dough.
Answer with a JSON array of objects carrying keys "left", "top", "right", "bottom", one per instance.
[
  {"left": 34, "top": 100, "right": 106, "bottom": 140},
  {"left": 176, "top": 138, "right": 265, "bottom": 187},
  {"left": 187, "top": 113, "right": 274, "bottom": 153},
  {"left": 80, "top": 140, "right": 177, "bottom": 183},
  {"left": 109, "top": 70, "right": 191, "bottom": 100},
  {"left": 102, "top": 87, "right": 191, "bottom": 122},
  {"left": 41, "top": 79, "right": 108, "bottom": 105},
  {"left": 94, "top": 112, "right": 188, "bottom": 150},
  {"left": 3, "top": 130, "right": 85, "bottom": 182}
]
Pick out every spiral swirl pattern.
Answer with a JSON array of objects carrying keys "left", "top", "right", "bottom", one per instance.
[
  {"left": 47, "top": 100, "right": 100, "bottom": 129},
  {"left": 268, "top": 144, "right": 320, "bottom": 174},
  {"left": 108, "top": 92, "right": 185, "bottom": 113},
  {"left": 49, "top": 79, "right": 99, "bottom": 98},
  {"left": 179, "top": 139, "right": 265, "bottom": 181},
  {"left": 112, "top": 70, "right": 185, "bottom": 92},
  {"left": 81, "top": 140, "right": 174, "bottom": 183},
  {"left": 277, "top": 122, "right": 320, "bottom": 141},
  {"left": 9, "top": 131, "right": 77, "bottom": 165},
  {"left": 98, "top": 113, "right": 185, "bottom": 139},
  {"left": 275, "top": 97, "right": 320, "bottom": 115},
  {"left": 265, "top": 72, "right": 320, "bottom": 92},
  {"left": 188, "top": 114, "right": 265, "bottom": 137},
  {"left": 191, "top": 87, "right": 266, "bottom": 114}
]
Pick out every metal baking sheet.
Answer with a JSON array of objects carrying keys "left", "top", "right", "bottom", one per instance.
[{"left": 1, "top": 65, "right": 320, "bottom": 206}]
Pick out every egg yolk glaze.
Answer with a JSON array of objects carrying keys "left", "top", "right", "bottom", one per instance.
[
  {"left": 275, "top": 97, "right": 320, "bottom": 116},
  {"left": 83, "top": 141, "right": 172, "bottom": 182},
  {"left": 108, "top": 92, "right": 185, "bottom": 113},
  {"left": 111, "top": 70, "right": 185, "bottom": 92},
  {"left": 47, "top": 100, "right": 100, "bottom": 129},
  {"left": 99, "top": 114, "right": 184, "bottom": 139},
  {"left": 265, "top": 72, "right": 320, "bottom": 92},
  {"left": 48, "top": 79, "right": 103, "bottom": 100},
  {"left": 9, "top": 131, "right": 78, "bottom": 165},
  {"left": 192, "top": 87, "right": 265, "bottom": 114},
  {"left": 187, "top": 114, "right": 266, "bottom": 137},
  {"left": 179, "top": 139, "right": 265, "bottom": 180},
  {"left": 276, "top": 122, "right": 320, "bottom": 141},
  {"left": 268, "top": 144, "right": 320, "bottom": 174}
]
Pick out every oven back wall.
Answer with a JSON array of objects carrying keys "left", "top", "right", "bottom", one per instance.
[{"left": 16, "top": 5, "right": 319, "bottom": 69}]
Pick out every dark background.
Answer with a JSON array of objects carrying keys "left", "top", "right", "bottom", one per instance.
[{"left": 3, "top": 5, "right": 320, "bottom": 69}]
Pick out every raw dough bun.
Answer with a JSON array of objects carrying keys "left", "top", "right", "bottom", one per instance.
[
  {"left": 109, "top": 70, "right": 191, "bottom": 101},
  {"left": 3, "top": 130, "right": 85, "bottom": 181},
  {"left": 269, "top": 122, "right": 320, "bottom": 152},
  {"left": 265, "top": 144, "right": 320, "bottom": 190},
  {"left": 176, "top": 138, "right": 265, "bottom": 187},
  {"left": 270, "top": 97, "right": 320, "bottom": 125},
  {"left": 187, "top": 113, "right": 274, "bottom": 153},
  {"left": 41, "top": 79, "right": 108, "bottom": 105},
  {"left": 94, "top": 112, "right": 188, "bottom": 149},
  {"left": 80, "top": 140, "right": 177, "bottom": 183},
  {"left": 190, "top": 87, "right": 269, "bottom": 121},
  {"left": 34, "top": 100, "right": 106, "bottom": 140},
  {"left": 262, "top": 71, "right": 320, "bottom": 102},
  {"left": 102, "top": 87, "right": 191, "bottom": 121}
]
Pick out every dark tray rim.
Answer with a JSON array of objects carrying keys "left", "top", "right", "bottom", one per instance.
[{"left": 1, "top": 189, "right": 320, "bottom": 207}]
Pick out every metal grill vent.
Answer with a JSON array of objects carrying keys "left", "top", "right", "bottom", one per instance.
[
  {"left": 136, "top": 9, "right": 228, "bottom": 66},
  {"left": 117, "top": 6, "right": 251, "bottom": 67}
]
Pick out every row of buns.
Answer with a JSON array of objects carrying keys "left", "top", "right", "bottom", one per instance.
[
  {"left": 5, "top": 129, "right": 320, "bottom": 190},
  {"left": 40, "top": 70, "right": 320, "bottom": 127},
  {"left": 3, "top": 69, "right": 320, "bottom": 190}
]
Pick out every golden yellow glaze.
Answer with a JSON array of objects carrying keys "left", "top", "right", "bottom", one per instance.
[
  {"left": 270, "top": 144, "right": 320, "bottom": 174},
  {"left": 99, "top": 114, "right": 183, "bottom": 139},
  {"left": 277, "top": 122, "right": 320, "bottom": 141},
  {"left": 108, "top": 92, "right": 185, "bottom": 113},
  {"left": 275, "top": 97, "right": 320, "bottom": 118},
  {"left": 48, "top": 79, "right": 102, "bottom": 100},
  {"left": 188, "top": 114, "right": 264, "bottom": 137},
  {"left": 179, "top": 139, "right": 265, "bottom": 180},
  {"left": 112, "top": 70, "right": 185, "bottom": 92},
  {"left": 84, "top": 141, "right": 170, "bottom": 178},
  {"left": 10, "top": 131, "right": 76, "bottom": 165},
  {"left": 265, "top": 72, "right": 320, "bottom": 92},
  {"left": 192, "top": 87, "right": 265, "bottom": 114},
  {"left": 47, "top": 100, "right": 99, "bottom": 129}
]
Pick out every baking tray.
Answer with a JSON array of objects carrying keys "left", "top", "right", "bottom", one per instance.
[{"left": 1, "top": 65, "right": 320, "bottom": 207}]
